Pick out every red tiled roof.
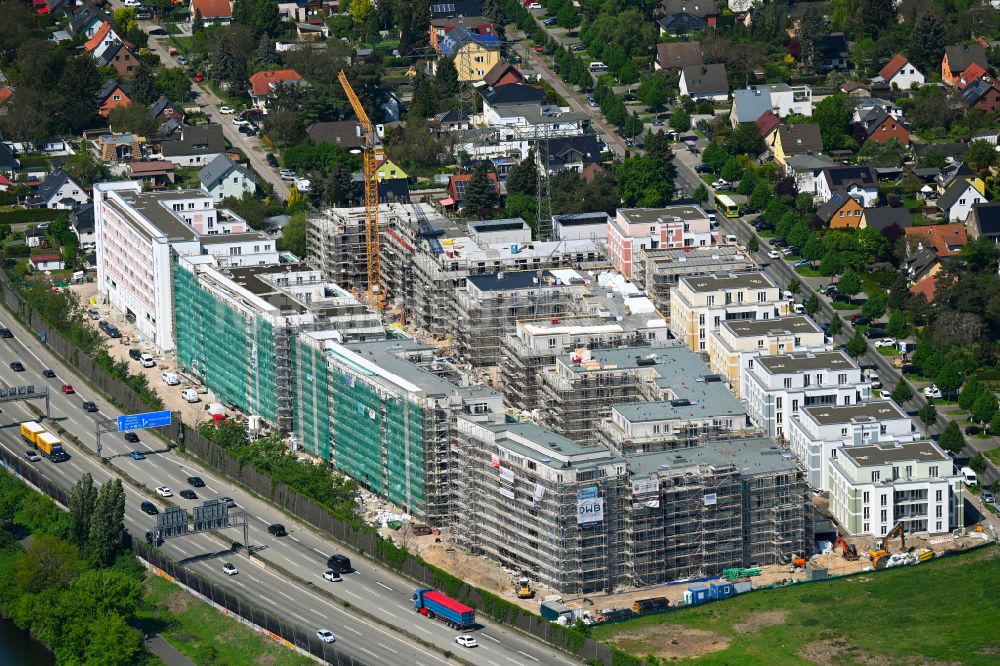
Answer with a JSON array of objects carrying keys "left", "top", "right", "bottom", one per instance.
[
  {"left": 84, "top": 21, "right": 112, "bottom": 55},
  {"left": 904, "top": 223, "right": 968, "bottom": 257},
  {"left": 959, "top": 63, "right": 989, "bottom": 88},
  {"left": 879, "top": 54, "right": 909, "bottom": 82},
  {"left": 755, "top": 110, "right": 780, "bottom": 137},
  {"left": 248, "top": 69, "right": 303, "bottom": 97},
  {"left": 31, "top": 254, "right": 62, "bottom": 262},
  {"left": 0, "top": 86, "right": 12, "bottom": 104},
  {"left": 192, "top": 0, "right": 232, "bottom": 19}
]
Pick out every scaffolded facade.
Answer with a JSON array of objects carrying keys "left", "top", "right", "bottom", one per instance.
[{"left": 631, "top": 246, "right": 755, "bottom": 316}]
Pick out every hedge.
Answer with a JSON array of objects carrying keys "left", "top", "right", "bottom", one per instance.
[{"left": 0, "top": 208, "right": 68, "bottom": 224}]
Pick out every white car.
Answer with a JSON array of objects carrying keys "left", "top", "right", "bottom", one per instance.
[
  {"left": 293, "top": 178, "right": 311, "bottom": 193},
  {"left": 279, "top": 169, "right": 296, "bottom": 181},
  {"left": 875, "top": 338, "right": 896, "bottom": 348},
  {"left": 219, "top": 106, "right": 235, "bottom": 114},
  {"left": 222, "top": 563, "right": 238, "bottom": 575},
  {"left": 712, "top": 179, "right": 730, "bottom": 189},
  {"left": 122, "top": 0, "right": 141, "bottom": 5},
  {"left": 767, "top": 250, "right": 781, "bottom": 259},
  {"left": 316, "top": 629, "right": 336, "bottom": 643},
  {"left": 456, "top": 635, "right": 478, "bottom": 648},
  {"left": 322, "top": 570, "right": 342, "bottom": 582},
  {"left": 923, "top": 385, "right": 942, "bottom": 399},
  {"left": 155, "top": 486, "right": 172, "bottom": 497},
  {"left": 232, "top": 118, "right": 250, "bottom": 127}
]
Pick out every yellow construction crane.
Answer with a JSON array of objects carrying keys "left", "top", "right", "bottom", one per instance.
[{"left": 338, "top": 69, "right": 383, "bottom": 309}]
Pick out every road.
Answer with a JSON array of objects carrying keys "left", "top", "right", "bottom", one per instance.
[{"left": 0, "top": 309, "right": 580, "bottom": 666}]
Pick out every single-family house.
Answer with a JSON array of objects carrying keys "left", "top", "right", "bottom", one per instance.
[
  {"left": 819, "top": 33, "right": 850, "bottom": 72},
  {"left": 0, "top": 142, "right": 20, "bottom": 175},
  {"left": 198, "top": 154, "right": 255, "bottom": 201},
  {"left": 767, "top": 123, "right": 823, "bottom": 167},
  {"left": 731, "top": 84, "right": 812, "bottom": 127},
  {"left": 960, "top": 78, "right": 1000, "bottom": 113},
  {"left": 67, "top": 3, "right": 109, "bottom": 38},
  {"left": 957, "top": 62, "right": 990, "bottom": 89},
  {"left": 658, "top": 0, "right": 717, "bottom": 35},
  {"left": 942, "top": 43, "right": 989, "bottom": 87},
  {"left": 480, "top": 82, "right": 545, "bottom": 119},
  {"left": 159, "top": 124, "right": 226, "bottom": 167},
  {"left": 874, "top": 54, "right": 925, "bottom": 89},
  {"left": 915, "top": 143, "right": 969, "bottom": 166},
  {"left": 248, "top": 69, "right": 305, "bottom": 112},
  {"left": 785, "top": 153, "right": 835, "bottom": 194},
  {"left": 816, "top": 189, "right": 863, "bottom": 229},
  {"left": 860, "top": 207, "right": 911, "bottom": 234},
  {"left": 755, "top": 110, "right": 780, "bottom": 138},
  {"left": 375, "top": 159, "right": 407, "bottom": 182},
  {"left": 95, "top": 132, "right": 141, "bottom": 162},
  {"left": 447, "top": 171, "right": 499, "bottom": 204},
  {"left": 28, "top": 169, "right": 88, "bottom": 209},
  {"left": 437, "top": 26, "right": 501, "bottom": 82},
  {"left": 350, "top": 172, "right": 411, "bottom": 204},
  {"left": 96, "top": 41, "right": 139, "bottom": 80},
  {"left": 70, "top": 203, "right": 95, "bottom": 249},
  {"left": 482, "top": 60, "right": 526, "bottom": 87},
  {"left": 127, "top": 160, "right": 175, "bottom": 189},
  {"left": 148, "top": 96, "right": 184, "bottom": 125},
  {"left": 82, "top": 21, "right": 122, "bottom": 59},
  {"left": 541, "top": 135, "right": 603, "bottom": 174},
  {"left": 678, "top": 63, "right": 729, "bottom": 102},
  {"left": 431, "top": 0, "right": 481, "bottom": 18},
  {"left": 654, "top": 41, "right": 703, "bottom": 71},
  {"left": 904, "top": 223, "right": 968, "bottom": 257},
  {"left": 429, "top": 16, "right": 495, "bottom": 52},
  {"left": 190, "top": 0, "right": 232, "bottom": 25},
  {"left": 816, "top": 165, "right": 879, "bottom": 206},
  {"left": 904, "top": 246, "right": 940, "bottom": 284},
  {"left": 29, "top": 254, "right": 64, "bottom": 272},
  {"left": 306, "top": 121, "right": 363, "bottom": 149},
  {"left": 936, "top": 161, "right": 979, "bottom": 191},
  {"left": 968, "top": 202, "right": 1000, "bottom": 243},
  {"left": 434, "top": 110, "right": 472, "bottom": 132},
  {"left": 859, "top": 106, "right": 910, "bottom": 145},
  {"left": 936, "top": 178, "right": 986, "bottom": 222},
  {"left": 96, "top": 80, "right": 131, "bottom": 117}
]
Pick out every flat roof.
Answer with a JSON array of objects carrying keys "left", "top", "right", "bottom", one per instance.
[
  {"left": 802, "top": 401, "right": 907, "bottom": 425},
  {"left": 199, "top": 230, "right": 272, "bottom": 244},
  {"left": 723, "top": 316, "right": 822, "bottom": 337},
  {"left": 618, "top": 205, "right": 708, "bottom": 224},
  {"left": 629, "top": 437, "right": 798, "bottom": 476},
  {"left": 611, "top": 381, "right": 745, "bottom": 422},
  {"left": 840, "top": 441, "right": 948, "bottom": 467},
  {"left": 681, "top": 272, "right": 776, "bottom": 293},
  {"left": 119, "top": 191, "right": 200, "bottom": 242},
  {"left": 466, "top": 269, "right": 576, "bottom": 292},
  {"left": 756, "top": 351, "right": 855, "bottom": 373},
  {"left": 489, "top": 421, "right": 613, "bottom": 469},
  {"left": 553, "top": 212, "right": 609, "bottom": 226}
]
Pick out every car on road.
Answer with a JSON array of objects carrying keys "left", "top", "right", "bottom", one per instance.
[
  {"left": 42, "top": 368, "right": 56, "bottom": 378},
  {"left": 767, "top": 250, "right": 781, "bottom": 259},
  {"left": 239, "top": 124, "right": 257, "bottom": 136},
  {"left": 279, "top": 169, "right": 296, "bottom": 181},
  {"left": 983, "top": 490, "right": 995, "bottom": 504},
  {"left": 323, "top": 570, "right": 342, "bottom": 582},
  {"left": 155, "top": 486, "right": 172, "bottom": 497},
  {"left": 456, "top": 635, "right": 478, "bottom": 648},
  {"left": 148, "top": 27, "right": 167, "bottom": 36},
  {"left": 219, "top": 106, "right": 234, "bottom": 114},
  {"left": 122, "top": 0, "right": 141, "bottom": 5},
  {"left": 534, "top": 44, "right": 543, "bottom": 52},
  {"left": 129, "top": 349, "right": 142, "bottom": 361},
  {"left": 124, "top": 432, "right": 139, "bottom": 443},
  {"left": 651, "top": 120, "right": 664, "bottom": 126},
  {"left": 711, "top": 179, "right": 730, "bottom": 189},
  {"left": 268, "top": 523, "right": 287, "bottom": 537},
  {"left": 232, "top": 117, "right": 250, "bottom": 127},
  {"left": 588, "top": 98, "right": 598, "bottom": 108},
  {"left": 187, "top": 476, "right": 206, "bottom": 488},
  {"left": 864, "top": 328, "right": 887, "bottom": 339},
  {"left": 266, "top": 153, "right": 279, "bottom": 168},
  {"left": 10, "top": 361, "right": 23, "bottom": 372},
  {"left": 128, "top": 451, "right": 145, "bottom": 460},
  {"left": 82, "top": 401, "right": 98, "bottom": 412},
  {"left": 923, "top": 384, "right": 942, "bottom": 399},
  {"left": 222, "top": 563, "right": 238, "bottom": 575},
  {"left": 316, "top": 629, "right": 336, "bottom": 644},
  {"left": 220, "top": 496, "right": 236, "bottom": 508},
  {"left": 25, "top": 450, "right": 41, "bottom": 463},
  {"left": 875, "top": 338, "right": 897, "bottom": 348},
  {"left": 99, "top": 320, "right": 121, "bottom": 338},
  {"left": 61, "top": 384, "right": 75, "bottom": 394},
  {"left": 821, "top": 284, "right": 839, "bottom": 296},
  {"left": 831, "top": 292, "right": 852, "bottom": 303},
  {"left": 0, "top": 328, "right": 12, "bottom": 338},
  {"left": 140, "top": 501, "right": 158, "bottom": 515},
  {"left": 179, "top": 489, "right": 197, "bottom": 499}
]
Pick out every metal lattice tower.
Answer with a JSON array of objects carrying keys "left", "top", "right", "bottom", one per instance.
[{"left": 534, "top": 128, "right": 553, "bottom": 240}]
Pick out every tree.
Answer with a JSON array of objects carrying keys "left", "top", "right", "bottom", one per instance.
[
  {"left": 56, "top": 56, "right": 103, "bottom": 133},
  {"left": 702, "top": 141, "right": 728, "bottom": 170},
  {"left": 693, "top": 184, "right": 709, "bottom": 202},
  {"left": 505, "top": 151, "right": 537, "bottom": 196},
  {"left": 857, "top": 226, "right": 890, "bottom": 260},
  {"left": 14, "top": 535, "right": 82, "bottom": 594},
  {"left": 828, "top": 314, "right": 843, "bottom": 336},
  {"left": 505, "top": 192, "right": 537, "bottom": 227},
  {"left": 83, "top": 612, "right": 144, "bottom": 666},
  {"left": 155, "top": 68, "right": 192, "bottom": 103},
  {"left": 885, "top": 310, "right": 910, "bottom": 339},
  {"left": 970, "top": 452, "right": 986, "bottom": 474},
  {"left": 463, "top": 165, "right": 499, "bottom": 219},
  {"left": 435, "top": 57, "right": 459, "bottom": 97},
  {"left": 788, "top": 278, "right": 801, "bottom": 295},
  {"left": 645, "top": 130, "right": 673, "bottom": 163},
  {"left": 959, "top": 376, "right": 984, "bottom": 410},
  {"left": 805, "top": 294, "right": 820, "bottom": 315},
  {"left": 798, "top": 6, "right": 830, "bottom": 68},
  {"left": 960, "top": 237, "right": 1000, "bottom": 273},
  {"left": 846, "top": 329, "right": 868, "bottom": 359},
  {"left": 918, "top": 403, "right": 937, "bottom": 427},
  {"left": 749, "top": 182, "right": 771, "bottom": 211},
  {"left": 107, "top": 104, "right": 157, "bottom": 136},
  {"left": 63, "top": 152, "right": 109, "bottom": 188},
  {"left": 670, "top": 106, "right": 690, "bottom": 132},
  {"left": 255, "top": 34, "right": 279, "bottom": 68},
  {"left": 813, "top": 94, "right": 852, "bottom": 151},
  {"left": 838, "top": 268, "right": 861, "bottom": 300},
  {"left": 857, "top": 0, "right": 896, "bottom": 40},
  {"left": 747, "top": 236, "right": 758, "bottom": 253},
  {"left": 349, "top": 0, "right": 373, "bottom": 24},
  {"left": 890, "top": 379, "right": 912, "bottom": 404},
  {"left": 862, "top": 291, "right": 887, "bottom": 319},
  {"left": 616, "top": 155, "right": 675, "bottom": 207},
  {"left": 277, "top": 211, "right": 308, "bottom": 256},
  {"left": 934, "top": 362, "right": 963, "bottom": 398},
  {"left": 972, "top": 390, "right": 999, "bottom": 424},
  {"left": 88, "top": 479, "right": 125, "bottom": 567},
  {"left": 937, "top": 421, "right": 964, "bottom": 455},
  {"left": 990, "top": 410, "right": 1000, "bottom": 435},
  {"left": 0, "top": 88, "right": 50, "bottom": 141},
  {"left": 909, "top": 12, "right": 946, "bottom": 73},
  {"left": 408, "top": 74, "right": 438, "bottom": 119},
  {"left": 720, "top": 158, "right": 742, "bottom": 183},
  {"left": 965, "top": 139, "right": 998, "bottom": 173},
  {"left": 637, "top": 74, "right": 669, "bottom": 108},
  {"left": 725, "top": 123, "right": 766, "bottom": 156}
]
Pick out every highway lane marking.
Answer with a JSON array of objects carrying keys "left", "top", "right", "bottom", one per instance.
[
  {"left": 232, "top": 580, "right": 246, "bottom": 589},
  {"left": 378, "top": 643, "right": 399, "bottom": 654},
  {"left": 289, "top": 535, "right": 300, "bottom": 542},
  {"left": 489, "top": 661, "right": 503, "bottom": 666},
  {"left": 344, "top": 589, "right": 363, "bottom": 600},
  {"left": 246, "top": 575, "right": 261, "bottom": 584},
  {"left": 505, "top": 658, "right": 521, "bottom": 665},
  {"left": 69, "top": 461, "right": 84, "bottom": 473},
  {"left": 289, "top": 611, "right": 309, "bottom": 624},
  {"left": 517, "top": 650, "right": 540, "bottom": 662},
  {"left": 312, "top": 547, "right": 326, "bottom": 556},
  {"left": 205, "top": 485, "right": 217, "bottom": 493},
  {"left": 412, "top": 624, "right": 433, "bottom": 636},
  {"left": 309, "top": 608, "right": 324, "bottom": 617},
  {"left": 255, "top": 516, "right": 271, "bottom": 525},
  {"left": 481, "top": 633, "right": 500, "bottom": 643},
  {"left": 358, "top": 647, "right": 378, "bottom": 658},
  {"left": 343, "top": 625, "right": 363, "bottom": 636},
  {"left": 276, "top": 590, "right": 294, "bottom": 600},
  {"left": 375, "top": 581, "right": 393, "bottom": 591},
  {"left": 377, "top": 608, "right": 397, "bottom": 618}
]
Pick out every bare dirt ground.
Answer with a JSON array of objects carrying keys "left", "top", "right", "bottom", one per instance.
[
  {"left": 603, "top": 624, "right": 731, "bottom": 661},
  {"left": 733, "top": 609, "right": 788, "bottom": 634}
]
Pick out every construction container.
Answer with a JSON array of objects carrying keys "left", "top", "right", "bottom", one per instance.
[
  {"left": 631, "top": 597, "right": 669, "bottom": 614},
  {"left": 540, "top": 601, "right": 573, "bottom": 623},
  {"left": 709, "top": 581, "right": 736, "bottom": 600},
  {"left": 731, "top": 578, "right": 753, "bottom": 594},
  {"left": 806, "top": 566, "right": 828, "bottom": 581},
  {"left": 684, "top": 585, "right": 710, "bottom": 605}
]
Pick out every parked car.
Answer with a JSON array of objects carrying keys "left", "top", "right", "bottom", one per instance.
[
  {"left": 864, "top": 328, "right": 887, "bottom": 339},
  {"left": 268, "top": 523, "right": 287, "bottom": 537},
  {"left": 232, "top": 117, "right": 250, "bottom": 127},
  {"left": 266, "top": 153, "right": 279, "bottom": 168},
  {"left": 279, "top": 169, "right": 296, "bottom": 181},
  {"left": 128, "top": 451, "right": 145, "bottom": 460},
  {"left": 533, "top": 44, "right": 543, "bottom": 52},
  {"left": 851, "top": 315, "right": 871, "bottom": 326},
  {"left": 222, "top": 563, "right": 238, "bottom": 575},
  {"left": 219, "top": 106, "right": 235, "bottom": 114},
  {"left": 239, "top": 124, "right": 256, "bottom": 136},
  {"left": 983, "top": 490, "right": 994, "bottom": 504},
  {"left": 711, "top": 179, "right": 730, "bottom": 189},
  {"left": 832, "top": 292, "right": 852, "bottom": 303},
  {"left": 571, "top": 43, "right": 586, "bottom": 52},
  {"left": 99, "top": 321, "right": 121, "bottom": 338},
  {"left": 794, "top": 259, "right": 812, "bottom": 268},
  {"left": 923, "top": 384, "right": 942, "bottom": 399},
  {"left": 128, "top": 349, "right": 142, "bottom": 361},
  {"left": 588, "top": 97, "right": 598, "bottom": 108},
  {"left": 25, "top": 450, "right": 41, "bottom": 462},
  {"left": 155, "top": 486, "right": 172, "bottom": 497},
  {"left": 875, "top": 338, "right": 897, "bottom": 348},
  {"left": 179, "top": 489, "right": 197, "bottom": 500},
  {"left": 148, "top": 27, "right": 167, "bottom": 36},
  {"left": 42, "top": 368, "right": 56, "bottom": 378},
  {"left": 781, "top": 246, "right": 797, "bottom": 256},
  {"left": 694, "top": 164, "right": 713, "bottom": 174},
  {"left": 140, "top": 501, "right": 158, "bottom": 515},
  {"left": 769, "top": 237, "right": 787, "bottom": 247},
  {"left": 623, "top": 94, "right": 637, "bottom": 102},
  {"left": 194, "top": 72, "right": 204, "bottom": 82},
  {"left": 176, "top": 55, "right": 187, "bottom": 65},
  {"left": 767, "top": 250, "right": 781, "bottom": 259},
  {"left": 543, "top": 16, "right": 557, "bottom": 25}
]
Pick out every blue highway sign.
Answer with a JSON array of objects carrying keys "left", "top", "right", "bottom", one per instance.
[{"left": 117, "top": 410, "right": 172, "bottom": 432}]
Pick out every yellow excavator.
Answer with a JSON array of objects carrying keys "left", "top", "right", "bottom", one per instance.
[
  {"left": 515, "top": 577, "right": 534, "bottom": 599},
  {"left": 868, "top": 522, "right": 905, "bottom": 569}
]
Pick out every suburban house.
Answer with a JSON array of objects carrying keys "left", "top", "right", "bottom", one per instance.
[
  {"left": 936, "top": 178, "right": 986, "bottom": 222},
  {"left": 785, "top": 153, "right": 835, "bottom": 194},
  {"left": 375, "top": 159, "right": 407, "bottom": 182},
  {"left": 429, "top": 16, "right": 494, "bottom": 52},
  {"left": 481, "top": 83, "right": 545, "bottom": 119},
  {"left": 306, "top": 121, "right": 363, "bottom": 149},
  {"left": 149, "top": 96, "right": 184, "bottom": 125},
  {"left": 28, "top": 169, "right": 89, "bottom": 209},
  {"left": 678, "top": 63, "right": 729, "bottom": 102},
  {"left": 654, "top": 41, "right": 702, "bottom": 71},
  {"left": 247, "top": 69, "right": 305, "bottom": 113},
  {"left": 815, "top": 165, "right": 879, "bottom": 206},
  {"left": 437, "top": 26, "right": 501, "bottom": 82},
  {"left": 816, "top": 189, "right": 863, "bottom": 229},
  {"left": 96, "top": 41, "right": 139, "bottom": 80},
  {"left": 95, "top": 132, "right": 142, "bottom": 162},
  {"left": 96, "top": 80, "right": 131, "bottom": 117},
  {"left": 859, "top": 207, "right": 911, "bottom": 234},
  {"left": 0, "top": 143, "right": 21, "bottom": 175},
  {"left": 82, "top": 21, "right": 122, "bottom": 59},
  {"left": 904, "top": 223, "right": 969, "bottom": 257},
  {"left": 957, "top": 62, "right": 990, "bottom": 88},
  {"left": 352, "top": 172, "right": 410, "bottom": 204},
  {"left": 190, "top": 0, "right": 232, "bottom": 25},
  {"left": 960, "top": 78, "right": 1000, "bottom": 112},
  {"left": 159, "top": 124, "right": 226, "bottom": 167},
  {"left": 658, "top": 0, "right": 717, "bottom": 35},
  {"left": 68, "top": 3, "right": 110, "bottom": 38},
  {"left": 541, "top": 135, "right": 603, "bottom": 174},
  {"left": 482, "top": 60, "right": 527, "bottom": 87},
  {"left": 434, "top": 110, "right": 472, "bottom": 132},
  {"left": 29, "top": 254, "right": 64, "bottom": 272},
  {"left": 968, "top": 202, "right": 1000, "bottom": 242},
  {"left": 819, "top": 33, "right": 850, "bottom": 72},
  {"left": 730, "top": 84, "right": 813, "bottom": 126},
  {"left": 874, "top": 54, "right": 924, "bottom": 89},
  {"left": 766, "top": 123, "right": 823, "bottom": 167},
  {"left": 198, "top": 155, "right": 255, "bottom": 202},
  {"left": 128, "top": 160, "right": 176, "bottom": 190},
  {"left": 447, "top": 172, "right": 499, "bottom": 205},
  {"left": 70, "top": 203, "right": 96, "bottom": 249},
  {"left": 942, "top": 43, "right": 989, "bottom": 86},
  {"left": 755, "top": 110, "right": 780, "bottom": 137},
  {"left": 859, "top": 107, "right": 910, "bottom": 145}
]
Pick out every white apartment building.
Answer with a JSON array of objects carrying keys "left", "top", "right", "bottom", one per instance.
[
  {"left": 788, "top": 401, "right": 914, "bottom": 491},
  {"left": 607, "top": 206, "right": 715, "bottom": 278},
  {"left": 828, "top": 440, "right": 961, "bottom": 538},
  {"left": 708, "top": 315, "right": 829, "bottom": 398},
  {"left": 669, "top": 272, "right": 791, "bottom": 354},
  {"left": 742, "top": 351, "right": 871, "bottom": 441},
  {"left": 460, "top": 104, "right": 588, "bottom": 161},
  {"left": 94, "top": 182, "right": 279, "bottom": 351}
]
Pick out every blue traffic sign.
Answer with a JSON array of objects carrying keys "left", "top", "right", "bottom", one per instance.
[{"left": 117, "top": 410, "right": 172, "bottom": 432}]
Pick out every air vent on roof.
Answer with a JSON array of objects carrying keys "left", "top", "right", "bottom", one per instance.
[{"left": 670, "top": 399, "right": 692, "bottom": 407}]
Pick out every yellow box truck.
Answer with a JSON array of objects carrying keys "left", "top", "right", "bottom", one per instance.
[{"left": 21, "top": 421, "right": 68, "bottom": 462}]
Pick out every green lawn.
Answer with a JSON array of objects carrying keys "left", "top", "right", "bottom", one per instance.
[
  {"left": 984, "top": 448, "right": 1000, "bottom": 466},
  {"left": 592, "top": 545, "right": 1000, "bottom": 664},
  {"left": 794, "top": 266, "right": 822, "bottom": 277},
  {"left": 138, "top": 574, "right": 315, "bottom": 666},
  {"left": 878, "top": 347, "right": 900, "bottom": 356},
  {"left": 832, "top": 301, "right": 857, "bottom": 311}
]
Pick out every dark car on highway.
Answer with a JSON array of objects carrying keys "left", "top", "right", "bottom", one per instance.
[
  {"left": 0, "top": 328, "right": 12, "bottom": 338},
  {"left": 42, "top": 368, "right": 56, "bottom": 378},
  {"left": 187, "top": 476, "right": 206, "bottom": 488},
  {"left": 124, "top": 432, "right": 139, "bottom": 443},
  {"left": 140, "top": 501, "right": 159, "bottom": 515},
  {"left": 10, "top": 361, "right": 23, "bottom": 372},
  {"left": 82, "top": 401, "right": 98, "bottom": 412},
  {"left": 268, "top": 523, "right": 287, "bottom": 537},
  {"left": 179, "top": 489, "right": 197, "bottom": 500}
]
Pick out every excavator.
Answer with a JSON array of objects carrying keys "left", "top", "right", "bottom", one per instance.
[
  {"left": 835, "top": 536, "right": 859, "bottom": 561},
  {"left": 868, "top": 522, "right": 906, "bottom": 569}
]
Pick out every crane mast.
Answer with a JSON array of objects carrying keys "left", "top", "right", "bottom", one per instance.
[{"left": 338, "top": 70, "right": 383, "bottom": 309}]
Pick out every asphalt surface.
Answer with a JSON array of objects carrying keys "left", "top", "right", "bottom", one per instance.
[{"left": 0, "top": 311, "right": 580, "bottom": 666}]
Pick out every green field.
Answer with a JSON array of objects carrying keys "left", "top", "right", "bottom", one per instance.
[{"left": 592, "top": 545, "right": 1000, "bottom": 665}]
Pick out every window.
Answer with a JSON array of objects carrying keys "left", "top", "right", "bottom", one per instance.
[
  {"left": 784, "top": 378, "right": 792, "bottom": 389},
  {"left": 737, "top": 291, "right": 744, "bottom": 303},
  {"left": 707, "top": 295, "right": 715, "bottom": 306},
  {"left": 863, "top": 507, "right": 870, "bottom": 519},
  {"left": 871, "top": 470, "right": 880, "bottom": 482},
  {"left": 844, "top": 396, "right": 851, "bottom": 405},
  {"left": 758, "top": 291, "right": 766, "bottom": 302},
  {"left": 863, "top": 491, "right": 870, "bottom": 503},
  {"left": 935, "top": 489, "right": 942, "bottom": 502},
  {"left": 839, "top": 211, "right": 845, "bottom": 217},
  {"left": 892, "top": 466, "right": 899, "bottom": 480},
  {"left": 881, "top": 494, "right": 887, "bottom": 506},
  {"left": 936, "top": 505, "right": 942, "bottom": 518},
  {"left": 880, "top": 509, "right": 887, "bottom": 522},
  {"left": 229, "top": 247, "right": 241, "bottom": 256},
  {"left": 880, "top": 424, "right": 887, "bottom": 434},
  {"left": 792, "top": 399, "right": 799, "bottom": 412},
  {"left": 113, "top": 94, "right": 121, "bottom": 101},
  {"left": 905, "top": 465, "right": 912, "bottom": 478},
  {"left": 776, "top": 397, "right": 783, "bottom": 409},
  {"left": 841, "top": 427, "right": 848, "bottom": 437},
  {"left": 936, "top": 521, "right": 942, "bottom": 531},
  {"left": 548, "top": 338, "right": 557, "bottom": 348},
  {"left": 699, "top": 314, "right": 705, "bottom": 325},
  {"left": 838, "top": 373, "right": 847, "bottom": 385},
  {"left": 803, "top": 375, "right": 811, "bottom": 387},
  {"left": 863, "top": 522, "right": 870, "bottom": 533}
]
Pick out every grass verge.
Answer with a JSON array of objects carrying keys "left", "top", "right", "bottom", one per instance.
[
  {"left": 592, "top": 544, "right": 1000, "bottom": 664},
  {"left": 985, "top": 448, "right": 1000, "bottom": 466}
]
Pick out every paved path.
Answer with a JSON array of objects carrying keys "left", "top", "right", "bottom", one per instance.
[{"left": 145, "top": 635, "right": 197, "bottom": 666}]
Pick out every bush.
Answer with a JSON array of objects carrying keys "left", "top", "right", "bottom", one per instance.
[{"left": 0, "top": 209, "right": 68, "bottom": 224}]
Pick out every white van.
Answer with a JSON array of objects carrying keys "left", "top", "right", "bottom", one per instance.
[
  {"left": 162, "top": 372, "right": 179, "bottom": 386},
  {"left": 960, "top": 466, "right": 978, "bottom": 487},
  {"left": 589, "top": 62, "right": 608, "bottom": 72},
  {"left": 182, "top": 388, "right": 200, "bottom": 403},
  {"left": 141, "top": 353, "right": 156, "bottom": 368},
  {"left": 725, "top": 234, "right": 738, "bottom": 245}
]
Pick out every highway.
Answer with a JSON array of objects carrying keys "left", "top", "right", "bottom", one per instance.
[{"left": 0, "top": 309, "right": 580, "bottom": 666}]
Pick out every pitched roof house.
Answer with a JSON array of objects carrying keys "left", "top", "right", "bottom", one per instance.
[
  {"left": 430, "top": 0, "right": 481, "bottom": 18},
  {"left": 816, "top": 165, "right": 879, "bottom": 206},
  {"left": 935, "top": 179, "right": 986, "bottom": 222},
  {"left": 904, "top": 223, "right": 968, "bottom": 256},
  {"left": 819, "top": 33, "right": 850, "bottom": 72},
  {"left": 655, "top": 41, "right": 703, "bottom": 71},
  {"left": 248, "top": 69, "right": 305, "bottom": 111},
  {"left": 816, "top": 189, "right": 863, "bottom": 228},
  {"left": 658, "top": 0, "right": 717, "bottom": 34},
  {"left": 149, "top": 96, "right": 184, "bottom": 124},
  {"left": 942, "top": 43, "right": 989, "bottom": 86},
  {"left": 306, "top": 121, "right": 363, "bottom": 149},
  {"left": 447, "top": 172, "right": 498, "bottom": 203},
  {"left": 960, "top": 78, "right": 1000, "bottom": 113},
  {"left": 96, "top": 41, "right": 140, "bottom": 80},
  {"left": 482, "top": 60, "right": 526, "bottom": 87},
  {"left": 542, "top": 135, "right": 603, "bottom": 174},
  {"left": 429, "top": 16, "right": 495, "bottom": 52},
  {"left": 859, "top": 107, "right": 910, "bottom": 145},
  {"left": 860, "top": 206, "right": 911, "bottom": 233},
  {"left": 160, "top": 124, "right": 226, "bottom": 167},
  {"left": 968, "top": 201, "right": 1000, "bottom": 242},
  {"left": 0, "top": 143, "right": 21, "bottom": 174},
  {"left": 874, "top": 54, "right": 924, "bottom": 89},
  {"left": 190, "top": 0, "right": 232, "bottom": 24},
  {"left": 438, "top": 26, "right": 501, "bottom": 82},
  {"left": 755, "top": 110, "right": 780, "bottom": 138},
  {"left": 678, "top": 63, "right": 728, "bottom": 102},
  {"left": 767, "top": 123, "right": 823, "bottom": 167},
  {"left": 28, "top": 169, "right": 89, "bottom": 209},
  {"left": 96, "top": 80, "right": 131, "bottom": 117},
  {"left": 198, "top": 154, "right": 255, "bottom": 201}
]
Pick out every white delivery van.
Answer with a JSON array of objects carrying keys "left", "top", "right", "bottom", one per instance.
[
  {"left": 141, "top": 353, "right": 156, "bottom": 368},
  {"left": 162, "top": 372, "right": 179, "bottom": 386},
  {"left": 725, "top": 234, "right": 738, "bottom": 245},
  {"left": 960, "top": 466, "right": 978, "bottom": 487},
  {"left": 589, "top": 61, "right": 608, "bottom": 72},
  {"left": 182, "top": 389, "right": 200, "bottom": 403}
]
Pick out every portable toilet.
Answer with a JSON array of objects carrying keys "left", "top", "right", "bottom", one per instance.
[
  {"left": 709, "top": 581, "right": 736, "bottom": 600},
  {"left": 684, "top": 584, "right": 710, "bottom": 605}
]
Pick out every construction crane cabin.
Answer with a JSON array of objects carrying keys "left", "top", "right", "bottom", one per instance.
[{"left": 338, "top": 69, "right": 384, "bottom": 309}]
